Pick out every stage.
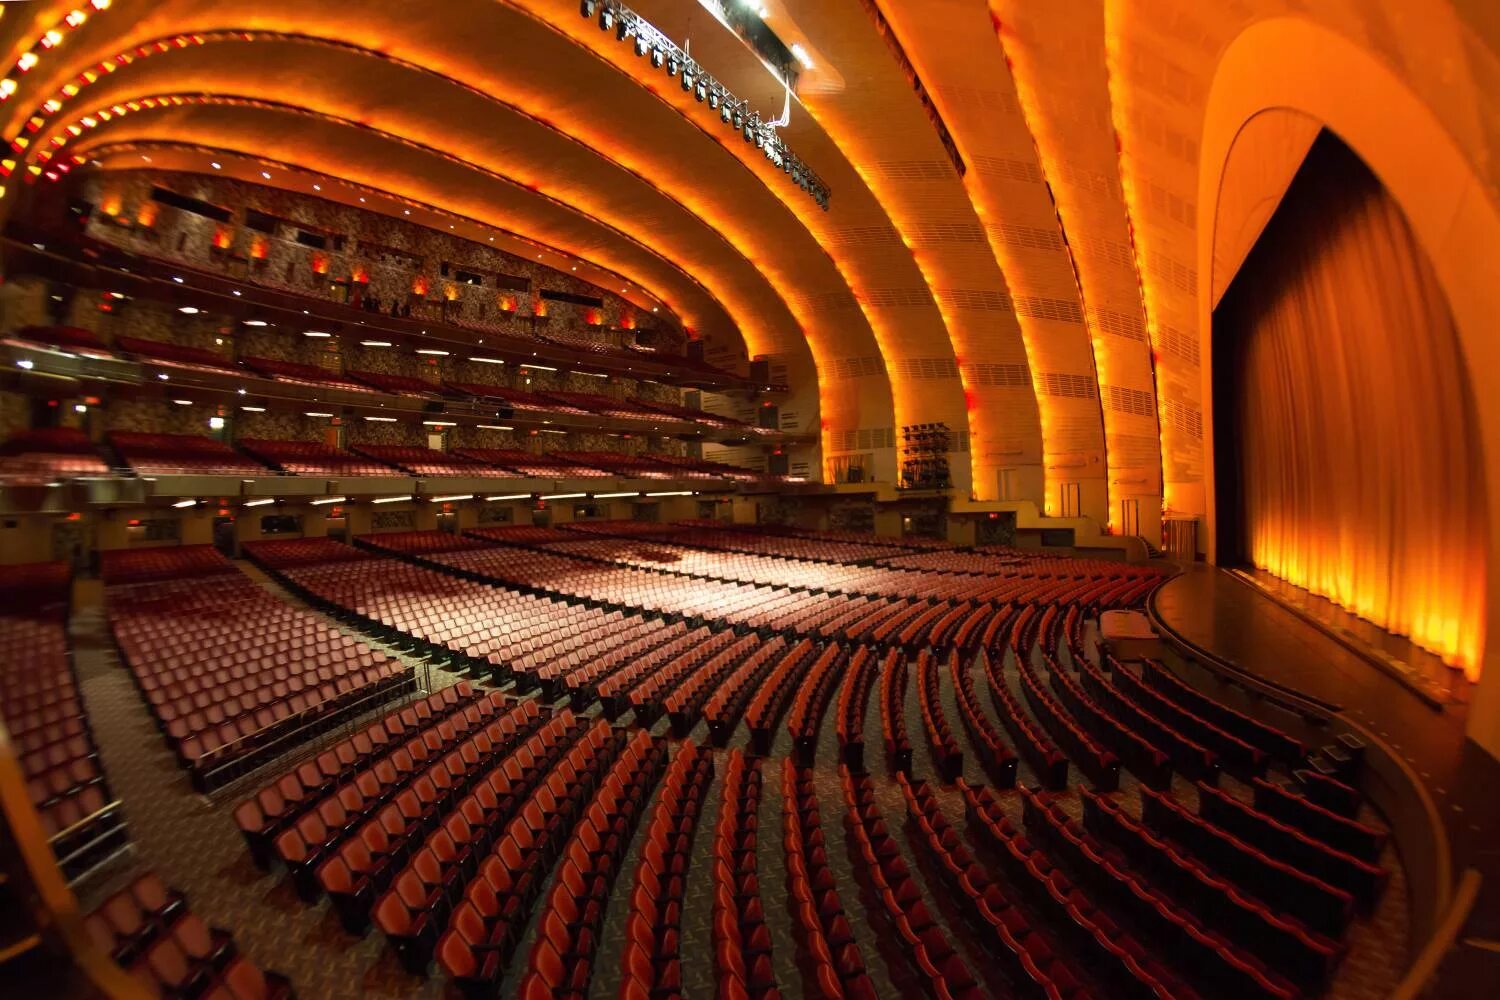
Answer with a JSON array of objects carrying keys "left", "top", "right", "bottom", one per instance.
[{"left": 1151, "top": 563, "right": 1500, "bottom": 998}]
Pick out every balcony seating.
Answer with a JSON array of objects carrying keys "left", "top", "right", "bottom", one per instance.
[
  {"left": 549, "top": 450, "right": 677, "bottom": 479},
  {"left": 13, "top": 324, "right": 111, "bottom": 354},
  {"left": 618, "top": 741, "right": 713, "bottom": 999},
  {"left": 347, "top": 445, "right": 508, "bottom": 478},
  {"left": 238, "top": 438, "right": 401, "bottom": 477},
  {"left": 443, "top": 382, "right": 589, "bottom": 414},
  {"left": 83, "top": 873, "right": 292, "bottom": 999},
  {"left": 109, "top": 432, "right": 270, "bottom": 476},
  {"left": 450, "top": 448, "right": 609, "bottom": 477},
  {"left": 540, "top": 390, "right": 664, "bottom": 420},
  {"left": 346, "top": 370, "right": 448, "bottom": 396},
  {"left": 0, "top": 426, "right": 110, "bottom": 484},
  {"left": 115, "top": 336, "right": 240, "bottom": 374},
  {"left": 781, "top": 759, "right": 877, "bottom": 999},
  {"left": 240, "top": 356, "right": 372, "bottom": 392},
  {"left": 841, "top": 767, "right": 983, "bottom": 998}
]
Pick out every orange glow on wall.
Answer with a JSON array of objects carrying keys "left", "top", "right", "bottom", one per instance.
[
  {"left": 411, "top": 275, "right": 428, "bottom": 296},
  {"left": 310, "top": 252, "right": 328, "bottom": 274},
  {"left": 532, "top": 297, "right": 547, "bottom": 318},
  {"left": 498, "top": 294, "right": 516, "bottom": 313},
  {"left": 212, "top": 226, "right": 231, "bottom": 250},
  {"left": 584, "top": 307, "right": 602, "bottom": 326},
  {"left": 351, "top": 265, "right": 368, "bottom": 284},
  {"left": 134, "top": 201, "right": 156, "bottom": 227},
  {"left": 248, "top": 236, "right": 267, "bottom": 260}
]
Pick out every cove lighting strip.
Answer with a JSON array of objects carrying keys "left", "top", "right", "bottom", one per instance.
[{"left": 310, "top": 496, "right": 345, "bottom": 506}]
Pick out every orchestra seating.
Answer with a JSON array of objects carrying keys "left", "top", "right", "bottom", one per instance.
[
  {"left": 11, "top": 519, "right": 1385, "bottom": 1000},
  {"left": 84, "top": 872, "right": 292, "bottom": 998},
  {"left": 0, "top": 561, "right": 128, "bottom": 879},
  {"left": 108, "top": 432, "right": 269, "bottom": 476},
  {"left": 103, "top": 545, "right": 411, "bottom": 790}
]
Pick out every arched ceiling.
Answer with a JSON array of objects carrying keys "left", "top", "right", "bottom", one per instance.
[{"left": 3, "top": 0, "right": 1497, "bottom": 539}]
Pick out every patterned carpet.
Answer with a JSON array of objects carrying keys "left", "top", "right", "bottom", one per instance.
[{"left": 65, "top": 562, "right": 1409, "bottom": 1000}]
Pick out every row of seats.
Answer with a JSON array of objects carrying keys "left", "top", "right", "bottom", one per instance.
[
  {"left": 1104, "top": 652, "right": 1268, "bottom": 778},
  {"left": 106, "top": 558, "right": 409, "bottom": 789},
  {"left": 663, "top": 631, "right": 765, "bottom": 736},
  {"left": 0, "top": 426, "right": 110, "bottom": 484},
  {"left": 781, "top": 760, "right": 877, "bottom": 998},
  {"left": 914, "top": 651, "right": 964, "bottom": 783},
  {"left": 620, "top": 742, "right": 715, "bottom": 999},
  {"left": 741, "top": 639, "right": 821, "bottom": 756},
  {"left": 109, "top": 432, "right": 266, "bottom": 476},
  {"left": 880, "top": 651, "right": 913, "bottom": 774},
  {"left": 948, "top": 652, "right": 1018, "bottom": 787},
  {"left": 1140, "top": 658, "right": 1305, "bottom": 764},
  {"left": 711, "top": 750, "right": 780, "bottom": 999},
  {"left": 982, "top": 644, "right": 1069, "bottom": 790},
  {"left": 516, "top": 729, "right": 667, "bottom": 998},
  {"left": 1020, "top": 787, "right": 1298, "bottom": 1000},
  {"left": 1012, "top": 633, "right": 1120, "bottom": 791},
  {"left": 702, "top": 636, "right": 792, "bottom": 747},
  {"left": 85, "top": 872, "right": 292, "bottom": 1000},
  {"left": 786, "top": 643, "right": 853, "bottom": 766},
  {"left": 900, "top": 775, "right": 1086, "bottom": 998},
  {"left": 834, "top": 645, "right": 884, "bottom": 770},
  {"left": 1043, "top": 648, "right": 1172, "bottom": 791},
  {"left": 1080, "top": 788, "right": 1345, "bottom": 988},
  {"left": 840, "top": 767, "right": 982, "bottom": 998},
  {"left": 1, "top": 562, "right": 128, "bottom": 877}
]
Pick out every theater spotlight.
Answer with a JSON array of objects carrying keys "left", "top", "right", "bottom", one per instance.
[
  {"left": 708, "top": 90, "right": 720, "bottom": 110},
  {"left": 720, "top": 102, "right": 732, "bottom": 123},
  {"left": 599, "top": 7, "right": 613, "bottom": 31},
  {"left": 732, "top": 110, "right": 743, "bottom": 130},
  {"left": 694, "top": 81, "right": 707, "bottom": 102},
  {"left": 681, "top": 72, "right": 694, "bottom": 92},
  {"left": 581, "top": 0, "right": 596, "bottom": 16},
  {"left": 650, "top": 47, "right": 664, "bottom": 68},
  {"left": 743, "top": 123, "right": 755, "bottom": 143},
  {"left": 666, "top": 56, "right": 679, "bottom": 77},
  {"left": 616, "top": 17, "right": 629, "bottom": 41},
  {"left": 634, "top": 34, "right": 648, "bottom": 57},
  {"left": 754, "top": 131, "right": 765, "bottom": 149}
]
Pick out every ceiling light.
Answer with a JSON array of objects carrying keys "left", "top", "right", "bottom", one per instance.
[
  {"left": 232, "top": 290, "right": 241, "bottom": 296},
  {"left": 172, "top": 399, "right": 193, "bottom": 406},
  {"left": 372, "top": 495, "right": 411, "bottom": 504},
  {"left": 360, "top": 340, "right": 391, "bottom": 347},
  {"left": 485, "top": 493, "right": 532, "bottom": 501},
  {"left": 422, "top": 420, "right": 456, "bottom": 427},
  {"left": 243, "top": 319, "right": 268, "bottom": 327},
  {"left": 477, "top": 424, "right": 513, "bottom": 431},
  {"left": 312, "top": 183, "right": 321, "bottom": 191},
  {"left": 363, "top": 415, "right": 397, "bottom": 422},
  {"left": 211, "top": 161, "right": 221, "bottom": 170},
  {"left": 178, "top": 306, "right": 199, "bottom": 314},
  {"left": 260, "top": 171, "right": 271, "bottom": 179},
  {"left": 541, "top": 492, "right": 586, "bottom": 500},
  {"left": 645, "top": 491, "right": 695, "bottom": 497},
  {"left": 469, "top": 356, "right": 504, "bottom": 365},
  {"left": 243, "top": 498, "right": 275, "bottom": 507},
  {"left": 303, "top": 330, "right": 331, "bottom": 338},
  {"left": 592, "top": 492, "right": 640, "bottom": 499},
  {"left": 427, "top": 492, "right": 474, "bottom": 503},
  {"left": 172, "top": 276, "right": 184, "bottom": 283},
  {"left": 520, "top": 363, "right": 557, "bottom": 372},
  {"left": 310, "top": 496, "right": 345, "bottom": 506},
  {"left": 172, "top": 499, "right": 198, "bottom": 509},
  {"left": 240, "top": 405, "right": 265, "bottom": 412},
  {"left": 305, "top": 411, "right": 334, "bottom": 418},
  {"left": 16, "top": 359, "right": 33, "bottom": 370},
  {"left": 415, "top": 348, "right": 449, "bottom": 356}
]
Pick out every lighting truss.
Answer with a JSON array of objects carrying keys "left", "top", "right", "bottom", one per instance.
[{"left": 587, "top": 0, "right": 830, "bottom": 210}]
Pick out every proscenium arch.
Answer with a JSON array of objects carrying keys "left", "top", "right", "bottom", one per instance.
[{"left": 1196, "top": 16, "right": 1500, "bottom": 756}]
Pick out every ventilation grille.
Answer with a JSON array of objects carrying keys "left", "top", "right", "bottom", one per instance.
[
  {"left": 1037, "top": 371, "right": 1099, "bottom": 399},
  {"left": 891, "top": 357, "right": 960, "bottom": 380},
  {"left": 907, "top": 222, "right": 988, "bottom": 247},
  {"left": 1104, "top": 385, "right": 1157, "bottom": 418},
  {"left": 970, "top": 155, "right": 1042, "bottom": 184},
  {"left": 792, "top": 290, "right": 858, "bottom": 313},
  {"left": 1071, "top": 233, "right": 1137, "bottom": 270},
  {"left": 987, "top": 222, "right": 1064, "bottom": 252},
  {"left": 861, "top": 287, "right": 932, "bottom": 309},
  {"left": 934, "top": 85, "right": 1019, "bottom": 116},
  {"left": 1015, "top": 295, "right": 1084, "bottom": 325},
  {"left": 1158, "top": 324, "right": 1200, "bottom": 365},
  {"left": 1092, "top": 308, "right": 1148, "bottom": 342},
  {"left": 829, "top": 355, "right": 885, "bottom": 380},
  {"left": 1163, "top": 397, "right": 1203, "bottom": 439},
  {"left": 1147, "top": 248, "right": 1196, "bottom": 295},
  {"left": 968, "top": 363, "right": 1031, "bottom": 387},
  {"left": 829, "top": 426, "right": 896, "bottom": 452},
  {"left": 939, "top": 287, "right": 1013, "bottom": 312},
  {"left": 870, "top": 160, "right": 956, "bottom": 182},
  {"left": 1144, "top": 180, "right": 1195, "bottom": 228},
  {"left": 824, "top": 225, "right": 904, "bottom": 249}
]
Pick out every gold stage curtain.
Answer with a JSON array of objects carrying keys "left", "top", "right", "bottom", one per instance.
[{"left": 1218, "top": 135, "right": 1486, "bottom": 680}]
